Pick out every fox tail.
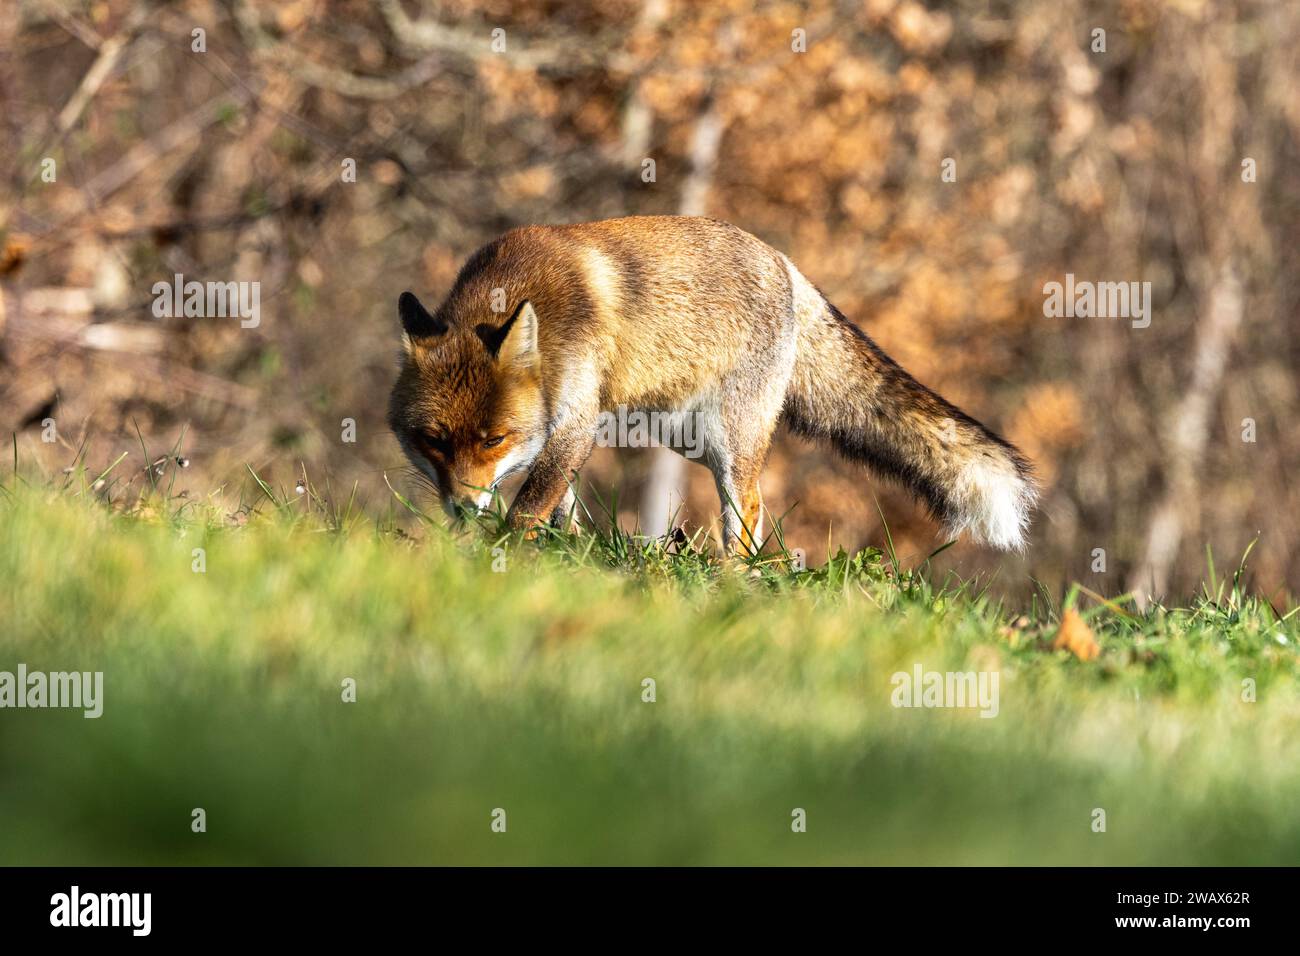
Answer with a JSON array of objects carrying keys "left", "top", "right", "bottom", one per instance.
[{"left": 782, "top": 279, "right": 1037, "bottom": 551}]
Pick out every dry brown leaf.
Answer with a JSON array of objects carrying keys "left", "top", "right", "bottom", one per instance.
[{"left": 1053, "top": 608, "right": 1101, "bottom": 661}]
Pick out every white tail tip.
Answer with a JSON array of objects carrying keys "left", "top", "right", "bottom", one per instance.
[{"left": 946, "top": 457, "right": 1038, "bottom": 552}]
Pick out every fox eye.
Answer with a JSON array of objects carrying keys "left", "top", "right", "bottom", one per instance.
[
  {"left": 420, "top": 430, "right": 451, "bottom": 457},
  {"left": 482, "top": 435, "right": 506, "bottom": 449}
]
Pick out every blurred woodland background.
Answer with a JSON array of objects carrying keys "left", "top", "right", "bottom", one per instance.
[{"left": 2, "top": 0, "right": 1297, "bottom": 601}]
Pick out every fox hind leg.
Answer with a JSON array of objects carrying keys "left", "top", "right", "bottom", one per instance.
[
  {"left": 741, "top": 480, "right": 763, "bottom": 547},
  {"left": 710, "top": 449, "right": 767, "bottom": 555},
  {"left": 708, "top": 398, "right": 779, "bottom": 555},
  {"left": 694, "top": 309, "right": 797, "bottom": 555},
  {"left": 736, "top": 470, "right": 765, "bottom": 553},
  {"left": 710, "top": 369, "right": 792, "bottom": 555}
]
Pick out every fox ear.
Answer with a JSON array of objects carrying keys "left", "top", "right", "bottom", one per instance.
[
  {"left": 398, "top": 291, "right": 445, "bottom": 340},
  {"left": 477, "top": 301, "right": 538, "bottom": 367}
]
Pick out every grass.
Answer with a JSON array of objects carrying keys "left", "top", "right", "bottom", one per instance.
[{"left": 1, "top": 449, "right": 1298, "bottom": 865}]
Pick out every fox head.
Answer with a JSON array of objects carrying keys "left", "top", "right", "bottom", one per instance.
[{"left": 387, "top": 291, "right": 547, "bottom": 517}]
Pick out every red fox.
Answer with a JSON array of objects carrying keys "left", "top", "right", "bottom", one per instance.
[{"left": 388, "top": 216, "right": 1036, "bottom": 552}]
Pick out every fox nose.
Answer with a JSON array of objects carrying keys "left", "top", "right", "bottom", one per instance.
[{"left": 442, "top": 496, "right": 480, "bottom": 522}]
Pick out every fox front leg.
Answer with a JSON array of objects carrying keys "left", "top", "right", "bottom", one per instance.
[
  {"left": 507, "top": 413, "right": 597, "bottom": 533},
  {"left": 549, "top": 485, "right": 579, "bottom": 531}
]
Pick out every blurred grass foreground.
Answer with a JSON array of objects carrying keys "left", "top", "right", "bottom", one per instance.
[{"left": 1, "top": 469, "right": 1299, "bottom": 866}]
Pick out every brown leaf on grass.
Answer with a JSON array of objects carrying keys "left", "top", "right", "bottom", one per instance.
[{"left": 1053, "top": 608, "right": 1101, "bottom": 661}]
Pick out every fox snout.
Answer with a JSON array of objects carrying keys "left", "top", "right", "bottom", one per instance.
[
  {"left": 417, "top": 456, "right": 498, "bottom": 518},
  {"left": 441, "top": 491, "right": 489, "bottom": 522},
  {"left": 443, "top": 475, "right": 499, "bottom": 517}
]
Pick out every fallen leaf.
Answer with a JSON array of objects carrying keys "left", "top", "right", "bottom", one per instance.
[{"left": 1053, "top": 608, "right": 1101, "bottom": 661}]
